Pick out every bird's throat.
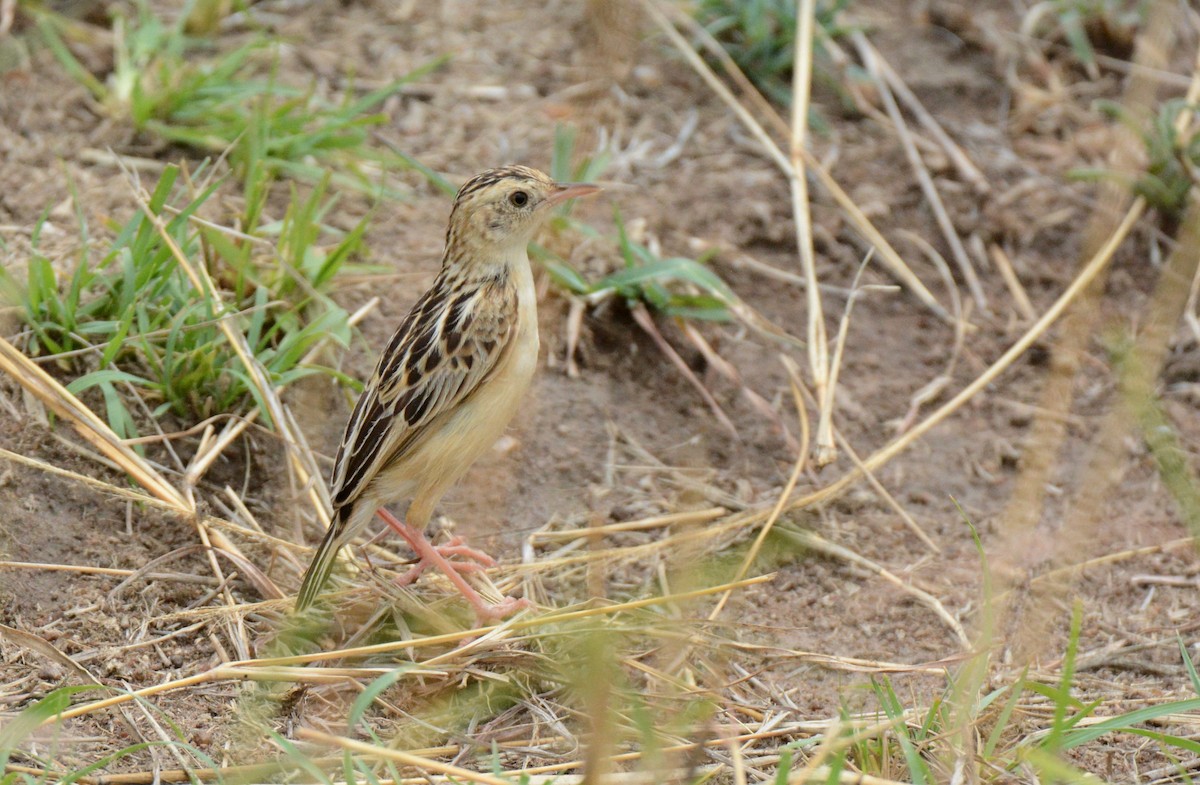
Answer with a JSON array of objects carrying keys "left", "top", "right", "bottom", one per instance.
[{"left": 442, "top": 239, "right": 532, "bottom": 285}]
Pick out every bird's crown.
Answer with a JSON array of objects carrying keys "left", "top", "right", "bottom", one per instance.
[{"left": 454, "top": 165, "right": 552, "bottom": 202}]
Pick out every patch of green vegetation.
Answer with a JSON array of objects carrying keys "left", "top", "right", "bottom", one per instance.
[
  {"left": 536, "top": 125, "right": 735, "bottom": 322},
  {"left": 1024, "top": 0, "right": 1148, "bottom": 77},
  {"left": 1072, "top": 100, "right": 1200, "bottom": 223},
  {"left": 544, "top": 206, "right": 734, "bottom": 322},
  {"left": 31, "top": 0, "right": 444, "bottom": 196},
  {"left": 0, "top": 164, "right": 363, "bottom": 440},
  {"left": 693, "top": 0, "right": 853, "bottom": 109}
]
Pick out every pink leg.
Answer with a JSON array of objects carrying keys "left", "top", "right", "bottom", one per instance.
[
  {"left": 377, "top": 509, "right": 496, "bottom": 569},
  {"left": 391, "top": 546, "right": 488, "bottom": 587},
  {"left": 375, "top": 508, "right": 531, "bottom": 623}
]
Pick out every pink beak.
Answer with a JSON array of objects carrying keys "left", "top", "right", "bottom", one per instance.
[{"left": 544, "top": 182, "right": 602, "bottom": 207}]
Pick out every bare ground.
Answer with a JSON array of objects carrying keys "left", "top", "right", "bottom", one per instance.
[{"left": 1, "top": 0, "right": 1199, "bottom": 781}]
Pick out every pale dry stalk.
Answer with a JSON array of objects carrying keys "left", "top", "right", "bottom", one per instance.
[
  {"left": 638, "top": 0, "right": 950, "bottom": 324},
  {"left": 994, "top": 0, "right": 1185, "bottom": 665},
  {"left": 788, "top": 0, "right": 835, "bottom": 467}
]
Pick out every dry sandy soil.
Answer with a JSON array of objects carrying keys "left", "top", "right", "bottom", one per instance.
[{"left": 1, "top": 0, "right": 1199, "bottom": 781}]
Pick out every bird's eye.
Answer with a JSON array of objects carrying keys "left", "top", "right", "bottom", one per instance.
[{"left": 509, "top": 191, "right": 529, "bottom": 207}]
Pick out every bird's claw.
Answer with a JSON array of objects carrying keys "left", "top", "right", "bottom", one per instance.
[
  {"left": 393, "top": 536, "right": 496, "bottom": 587},
  {"left": 474, "top": 596, "right": 533, "bottom": 623}
]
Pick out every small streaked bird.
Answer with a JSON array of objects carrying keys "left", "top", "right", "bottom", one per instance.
[{"left": 296, "top": 165, "right": 600, "bottom": 621}]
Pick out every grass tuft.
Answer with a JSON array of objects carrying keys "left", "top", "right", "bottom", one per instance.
[
  {"left": 33, "top": 0, "right": 445, "bottom": 196},
  {"left": 1071, "top": 99, "right": 1200, "bottom": 225},
  {"left": 693, "top": 0, "right": 855, "bottom": 115},
  {"left": 0, "top": 163, "right": 362, "bottom": 440}
]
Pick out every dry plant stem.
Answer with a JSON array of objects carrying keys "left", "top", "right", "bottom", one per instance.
[
  {"left": 565, "top": 296, "right": 585, "bottom": 377},
  {"left": 0, "top": 561, "right": 218, "bottom": 584},
  {"left": 1186, "top": 252, "right": 1200, "bottom": 343},
  {"left": 736, "top": 644, "right": 971, "bottom": 674},
  {"left": 298, "top": 730, "right": 512, "bottom": 785},
  {"left": 42, "top": 575, "right": 771, "bottom": 725},
  {"left": 707, "top": 355, "right": 810, "bottom": 621},
  {"left": 117, "top": 165, "right": 299, "bottom": 653},
  {"left": 994, "top": 0, "right": 1181, "bottom": 661},
  {"left": 1024, "top": 536, "right": 1196, "bottom": 594},
  {"left": 639, "top": 0, "right": 951, "bottom": 324},
  {"left": 0, "top": 623, "right": 107, "bottom": 687},
  {"left": 821, "top": 253, "right": 877, "bottom": 460},
  {"left": 0, "top": 443, "right": 302, "bottom": 559},
  {"left": 0, "top": 338, "right": 187, "bottom": 508},
  {"left": 1025, "top": 190, "right": 1200, "bottom": 651},
  {"left": 853, "top": 31, "right": 988, "bottom": 314},
  {"left": 629, "top": 303, "right": 737, "bottom": 438},
  {"left": 989, "top": 244, "right": 1036, "bottom": 321},
  {"left": 0, "top": 445, "right": 178, "bottom": 510},
  {"left": 861, "top": 38, "right": 990, "bottom": 194},
  {"left": 791, "top": 717, "right": 844, "bottom": 784},
  {"left": 835, "top": 430, "right": 940, "bottom": 553},
  {"left": 182, "top": 297, "right": 378, "bottom": 490},
  {"left": 789, "top": 0, "right": 834, "bottom": 467},
  {"left": 297, "top": 721, "right": 914, "bottom": 785},
  {"left": 782, "top": 198, "right": 1145, "bottom": 514},
  {"left": 784, "top": 528, "right": 970, "bottom": 648},
  {"left": 664, "top": 1, "right": 790, "bottom": 141},
  {"left": 672, "top": 0, "right": 989, "bottom": 220},
  {"left": 533, "top": 507, "right": 727, "bottom": 542},
  {"left": 680, "top": 322, "right": 798, "bottom": 453},
  {"left": 727, "top": 739, "right": 748, "bottom": 785}
]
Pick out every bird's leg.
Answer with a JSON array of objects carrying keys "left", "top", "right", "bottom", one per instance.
[{"left": 379, "top": 505, "right": 531, "bottom": 623}]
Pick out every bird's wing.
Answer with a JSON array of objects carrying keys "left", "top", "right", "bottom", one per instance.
[{"left": 329, "top": 272, "right": 517, "bottom": 511}]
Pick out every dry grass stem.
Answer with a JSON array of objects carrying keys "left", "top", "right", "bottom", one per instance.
[
  {"left": 993, "top": 1, "right": 1185, "bottom": 662},
  {"left": 295, "top": 729, "right": 514, "bottom": 785},
  {"left": 629, "top": 302, "right": 737, "bottom": 438},
  {"left": 989, "top": 244, "right": 1036, "bottom": 321},
  {"left": 43, "top": 574, "right": 772, "bottom": 725},
  {"left": 0, "top": 560, "right": 218, "bottom": 585},
  {"left": 834, "top": 431, "right": 940, "bottom": 553},
  {"left": 0, "top": 337, "right": 188, "bottom": 509},
  {"left": 183, "top": 294, "right": 374, "bottom": 492},
  {"left": 532, "top": 506, "right": 727, "bottom": 542},
  {"left": 707, "top": 354, "right": 810, "bottom": 621},
  {"left": 858, "top": 36, "right": 990, "bottom": 194},
  {"left": 639, "top": 0, "right": 950, "bottom": 324},
  {"left": 789, "top": 197, "right": 1145, "bottom": 515},
  {"left": 782, "top": 528, "right": 969, "bottom": 648},
  {"left": 680, "top": 322, "right": 798, "bottom": 452},
  {"left": 789, "top": 0, "right": 834, "bottom": 468},
  {"left": 853, "top": 31, "right": 988, "bottom": 314},
  {"left": 117, "top": 162, "right": 332, "bottom": 529},
  {"left": 0, "top": 623, "right": 107, "bottom": 688}
]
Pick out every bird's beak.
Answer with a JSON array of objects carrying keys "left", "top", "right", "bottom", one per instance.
[{"left": 544, "top": 182, "right": 602, "bottom": 208}]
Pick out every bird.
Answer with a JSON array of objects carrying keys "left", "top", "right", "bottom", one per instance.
[{"left": 295, "top": 165, "right": 600, "bottom": 621}]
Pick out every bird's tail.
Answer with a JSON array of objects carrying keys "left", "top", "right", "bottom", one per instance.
[{"left": 295, "top": 510, "right": 350, "bottom": 611}]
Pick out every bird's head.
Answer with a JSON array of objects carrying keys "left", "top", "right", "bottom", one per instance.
[{"left": 445, "top": 165, "right": 600, "bottom": 261}]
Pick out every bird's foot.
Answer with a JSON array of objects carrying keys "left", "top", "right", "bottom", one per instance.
[
  {"left": 471, "top": 595, "right": 533, "bottom": 624},
  {"left": 376, "top": 508, "right": 531, "bottom": 626},
  {"left": 393, "top": 536, "right": 496, "bottom": 587},
  {"left": 433, "top": 536, "right": 498, "bottom": 568}
]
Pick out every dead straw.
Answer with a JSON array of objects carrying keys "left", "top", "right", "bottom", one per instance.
[
  {"left": 639, "top": 0, "right": 951, "bottom": 324},
  {"left": 788, "top": 0, "right": 835, "bottom": 467},
  {"left": 41, "top": 575, "right": 772, "bottom": 726},
  {"left": 853, "top": 31, "right": 988, "bottom": 314}
]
